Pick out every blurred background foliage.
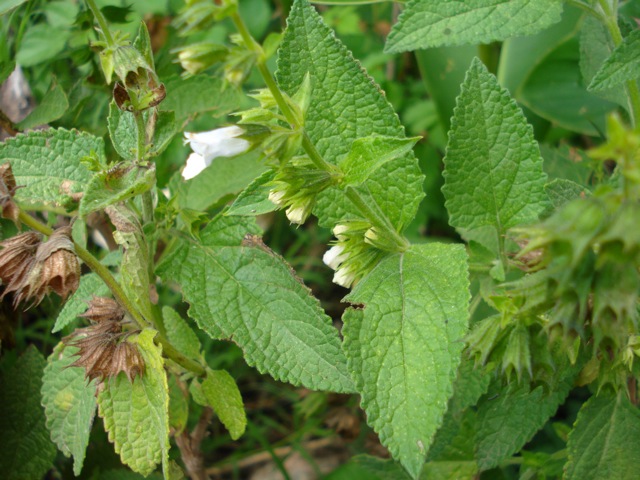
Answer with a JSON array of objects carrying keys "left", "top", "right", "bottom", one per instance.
[{"left": 0, "top": 0, "right": 629, "bottom": 478}]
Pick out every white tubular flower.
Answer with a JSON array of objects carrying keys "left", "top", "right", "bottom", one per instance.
[
  {"left": 182, "top": 126, "right": 250, "bottom": 180},
  {"left": 323, "top": 245, "right": 346, "bottom": 270},
  {"left": 332, "top": 224, "right": 349, "bottom": 240},
  {"left": 268, "top": 189, "right": 285, "bottom": 207},
  {"left": 333, "top": 267, "right": 356, "bottom": 289},
  {"left": 285, "top": 206, "right": 307, "bottom": 225}
]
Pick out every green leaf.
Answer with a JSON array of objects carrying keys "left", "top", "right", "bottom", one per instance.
[
  {"left": 277, "top": 0, "right": 424, "bottom": 231},
  {"left": 475, "top": 375, "right": 574, "bottom": 471},
  {"left": 589, "top": 29, "right": 640, "bottom": 91},
  {"left": 350, "top": 455, "right": 411, "bottom": 480},
  {"left": 0, "top": 128, "right": 105, "bottom": 207},
  {"left": 150, "top": 111, "right": 178, "bottom": 157},
  {"left": 41, "top": 343, "right": 97, "bottom": 476},
  {"left": 443, "top": 58, "right": 547, "bottom": 249},
  {"left": 79, "top": 164, "right": 156, "bottom": 218},
  {"left": 227, "top": 169, "right": 278, "bottom": 216},
  {"left": 52, "top": 273, "right": 110, "bottom": 333},
  {"left": 156, "top": 215, "right": 354, "bottom": 393},
  {"left": 17, "top": 82, "right": 69, "bottom": 130},
  {"left": 0, "top": 0, "right": 27, "bottom": 15},
  {"left": 565, "top": 392, "right": 640, "bottom": 480},
  {"left": 545, "top": 178, "right": 591, "bottom": 209},
  {"left": 178, "top": 151, "right": 267, "bottom": 212},
  {"left": 202, "top": 368, "right": 246, "bottom": 440},
  {"left": 385, "top": 0, "right": 563, "bottom": 53},
  {"left": 168, "top": 373, "right": 188, "bottom": 435},
  {"left": 342, "top": 243, "right": 469, "bottom": 478},
  {"left": 97, "top": 329, "right": 170, "bottom": 477},
  {"left": 340, "top": 136, "right": 419, "bottom": 186},
  {"left": 106, "top": 205, "right": 154, "bottom": 323},
  {"left": 162, "top": 75, "right": 241, "bottom": 120},
  {"left": 162, "top": 306, "right": 202, "bottom": 361},
  {"left": 0, "top": 346, "right": 56, "bottom": 480},
  {"left": 16, "top": 23, "right": 69, "bottom": 67}
]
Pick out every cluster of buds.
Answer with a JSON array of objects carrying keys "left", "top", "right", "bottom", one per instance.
[
  {"left": 65, "top": 297, "right": 144, "bottom": 383},
  {"left": 268, "top": 156, "right": 334, "bottom": 225},
  {"left": 0, "top": 226, "right": 81, "bottom": 307},
  {"left": 322, "top": 221, "right": 386, "bottom": 288}
]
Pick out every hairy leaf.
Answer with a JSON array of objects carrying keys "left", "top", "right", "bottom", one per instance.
[
  {"left": 97, "top": 329, "right": 170, "bottom": 477},
  {"left": 385, "top": 0, "right": 563, "bottom": 53},
  {"left": 277, "top": 0, "right": 424, "bottom": 231},
  {"left": 443, "top": 58, "right": 547, "bottom": 250},
  {"left": 202, "top": 369, "right": 246, "bottom": 440},
  {"left": 342, "top": 243, "right": 469, "bottom": 478},
  {"left": 41, "top": 344, "right": 97, "bottom": 476},
  {"left": 565, "top": 393, "right": 640, "bottom": 480},
  {"left": 0, "top": 128, "right": 105, "bottom": 206},
  {"left": 589, "top": 29, "right": 640, "bottom": 92},
  {"left": 156, "top": 215, "right": 354, "bottom": 393},
  {"left": 0, "top": 346, "right": 56, "bottom": 480}
]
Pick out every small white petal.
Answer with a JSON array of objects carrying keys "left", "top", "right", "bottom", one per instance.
[
  {"left": 333, "top": 224, "right": 349, "bottom": 240},
  {"left": 185, "top": 126, "right": 249, "bottom": 159},
  {"left": 286, "top": 206, "right": 306, "bottom": 225},
  {"left": 333, "top": 268, "right": 355, "bottom": 288},
  {"left": 268, "top": 190, "right": 285, "bottom": 206},
  {"left": 182, "top": 152, "right": 208, "bottom": 180},
  {"left": 322, "top": 245, "right": 346, "bottom": 270}
]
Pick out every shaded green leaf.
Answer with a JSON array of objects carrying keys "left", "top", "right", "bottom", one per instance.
[
  {"left": 545, "top": 178, "right": 591, "bottom": 209},
  {"left": 385, "top": 0, "right": 563, "bottom": 53},
  {"left": 17, "top": 82, "right": 68, "bottom": 130},
  {"left": 156, "top": 215, "right": 354, "bottom": 393},
  {"left": 227, "top": 169, "right": 278, "bottom": 216},
  {"left": 162, "top": 306, "right": 202, "bottom": 361},
  {"left": 0, "top": 0, "right": 27, "bottom": 15},
  {"left": 168, "top": 373, "right": 188, "bottom": 435},
  {"left": 0, "top": 346, "right": 56, "bottom": 480},
  {"left": 565, "top": 392, "right": 640, "bottom": 480},
  {"left": 343, "top": 243, "right": 469, "bottom": 478},
  {"left": 0, "top": 128, "right": 105, "bottom": 207},
  {"left": 97, "top": 329, "right": 170, "bottom": 477},
  {"left": 589, "top": 29, "right": 640, "bottom": 91},
  {"left": 202, "top": 369, "right": 246, "bottom": 440},
  {"left": 52, "top": 273, "right": 110, "bottom": 333},
  {"left": 162, "top": 75, "right": 242, "bottom": 120},
  {"left": 277, "top": 0, "right": 424, "bottom": 231},
  {"left": 41, "top": 343, "right": 97, "bottom": 476}
]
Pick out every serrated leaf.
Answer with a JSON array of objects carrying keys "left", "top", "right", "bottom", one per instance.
[
  {"left": 162, "top": 306, "right": 202, "bottom": 361},
  {"left": 17, "top": 81, "right": 68, "bottom": 130},
  {"left": 342, "top": 243, "right": 469, "bottom": 478},
  {"left": 0, "top": 128, "right": 105, "bottom": 206},
  {"left": 589, "top": 29, "right": 640, "bottom": 92},
  {"left": 340, "top": 136, "right": 419, "bottom": 186},
  {"left": 41, "top": 343, "right": 97, "bottom": 476},
  {"left": 227, "top": 169, "right": 278, "bottom": 216},
  {"left": 443, "top": 58, "right": 547, "bottom": 250},
  {"left": 565, "top": 392, "right": 640, "bottom": 480},
  {"left": 277, "top": 0, "right": 424, "bottom": 231},
  {"left": 385, "top": 0, "right": 563, "bottom": 53},
  {"left": 0, "top": 346, "right": 56, "bottom": 480},
  {"left": 97, "top": 329, "right": 170, "bottom": 477},
  {"left": 133, "top": 21, "right": 155, "bottom": 70},
  {"left": 53, "top": 273, "right": 110, "bottom": 333},
  {"left": 156, "top": 214, "right": 354, "bottom": 393},
  {"left": 106, "top": 205, "right": 154, "bottom": 323},
  {"left": 162, "top": 75, "right": 241, "bottom": 120},
  {"left": 202, "top": 369, "right": 246, "bottom": 440},
  {"left": 79, "top": 164, "right": 156, "bottom": 218},
  {"left": 475, "top": 376, "right": 574, "bottom": 471}
]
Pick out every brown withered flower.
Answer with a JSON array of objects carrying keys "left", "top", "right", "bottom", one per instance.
[
  {"left": 0, "top": 232, "right": 41, "bottom": 285},
  {"left": 66, "top": 296, "right": 145, "bottom": 383},
  {"left": 0, "top": 163, "right": 21, "bottom": 225}
]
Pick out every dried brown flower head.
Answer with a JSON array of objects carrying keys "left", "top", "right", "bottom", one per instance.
[
  {"left": 0, "top": 163, "right": 20, "bottom": 225},
  {"left": 66, "top": 299, "right": 145, "bottom": 383},
  {"left": 0, "top": 232, "right": 41, "bottom": 286}
]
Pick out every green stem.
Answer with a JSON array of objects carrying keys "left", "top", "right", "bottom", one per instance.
[
  {"left": 18, "top": 211, "right": 206, "bottom": 376},
  {"left": 85, "top": 0, "right": 116, "bottom": 48}
]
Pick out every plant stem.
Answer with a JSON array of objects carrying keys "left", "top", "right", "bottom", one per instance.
[
  {"left": 230, "top": 8, "right": 410, "bottom": 249},
  {"left": 85, "top": 0, "right": 116, "bottom": 48}
]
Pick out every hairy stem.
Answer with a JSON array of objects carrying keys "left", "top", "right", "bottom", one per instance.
[{"left": 85, "top": 0, "right": 116, "bottom": 48}]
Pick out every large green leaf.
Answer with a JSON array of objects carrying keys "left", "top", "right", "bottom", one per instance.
[
  {"left": 201, "top": 368, "right": 246, "bottom": 440},
  {"left": 443, "top": 58, "right": 547, "bottom": 251},
  {"left": 589, "top": 29, "right": 640, "bottom": 92},
  {"left": 277, "top": 0, "right": 424, "bottom": 231},
  {"left": 0, "top": 346, "right": 56, "bottom": 480},
  {"left": 565, "top": 393, "right": 640, "bottom": 480},
  {"left": 156, "top": 215, "right": 354, "bottom": 393},
  {"left": 385, "top": 0, "right": 563, "bottom": 53},
  {"left": 0, "top": 128, "right": 105, "bottom": 207},
  {"left": 97, "top": 329, "right": 170, "bottom": 477},
  {"left": 342, "top": 243, "right": 469, "bottom": 478},
  {"left": 41, "top": 344, "right": 97, "bottom": 476},
  {"left": 17, "top": 82, "right": 69, "bottom": 130},
  {"left": 162, "top": 75, "right": 242, "bottom": 121}
]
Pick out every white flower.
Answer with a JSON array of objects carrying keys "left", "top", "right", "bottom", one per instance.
[
  {"left": 333, "top": 267, "right": 356, "bottom": 289},
  {"left": 182, "top": 126, "right": 250, "bottom": 180},
  {"left": 268, "top": 190, "right": 285, "bottom": 206},
  {"left": 322, "top": 245, "right": 346, "bottom": 270},
  {"left": 285, "top": 206, "right": 306, "bottom": 225},
  {"left": 332, "top": 224, "right": 349, "bottom": 240}
]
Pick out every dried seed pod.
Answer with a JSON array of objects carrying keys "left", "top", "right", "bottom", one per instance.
[
  {"left": 32, "top": 226, "right": 81, "bottom": 302},
  {"left": 0, "top": 163, "right": 20, "bottom": 225},
  {"left": 0, "top": 232, "right": 41, "bottom": 284},
  {"left": 79, "top": 296, "right": 125, "bottom": 323}
]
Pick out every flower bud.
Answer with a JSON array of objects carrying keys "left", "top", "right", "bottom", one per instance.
[{"left": 174, "top": 42, "right": 228, "bottom": 76}]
